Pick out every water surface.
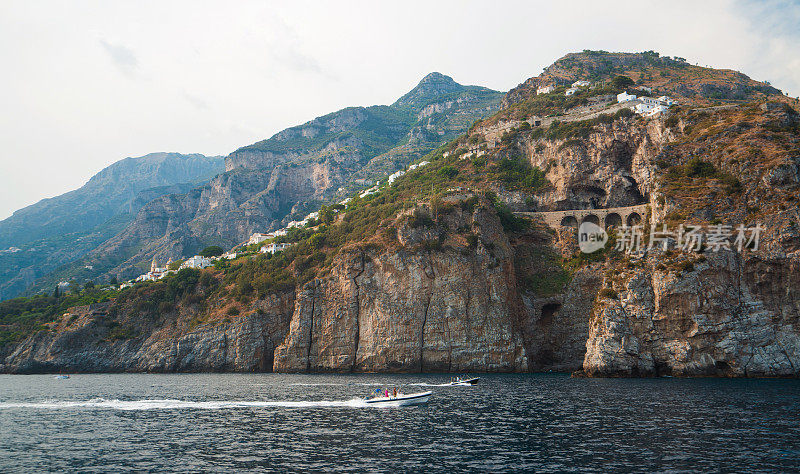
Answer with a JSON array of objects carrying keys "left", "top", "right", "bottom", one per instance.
[{"left": 0, "top": 373, "right": 798, "bottom": 472}]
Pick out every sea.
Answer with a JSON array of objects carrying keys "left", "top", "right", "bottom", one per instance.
[{"left": 0, "top": 373, "right": 798, "bottom": 472}]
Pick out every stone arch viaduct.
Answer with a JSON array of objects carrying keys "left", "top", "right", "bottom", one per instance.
[{"left": 514, "top": 204, "right": 648, "bottom": 228}]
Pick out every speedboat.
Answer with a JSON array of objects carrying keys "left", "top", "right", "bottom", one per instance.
[
  {"left": 444, "top": 376, "right": 479, "bottom": 386},
  {"left": 54, "top": 374, "right": 70, "bottom": 379},
  {"left": 364, "top": 391, "right": 431, "bottom": 407}
]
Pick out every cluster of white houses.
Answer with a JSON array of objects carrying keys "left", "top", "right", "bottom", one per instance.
[
  {"left": 537, "top": 80, "right": 592, "bottom": 96},
  {"left": 565, "top": 80, "right": 591, "bottom": 96},
  {"left": 133, "top": 254, "right": 216, "bottom": 282},
  {"left": 387, "top": 160, "right": 430, "bottom": 186},
  {"left": 617, "top": 92, "right": 676, "bottom": 116},
  {"left": 534, "top": 80, "right": 677, "bottom": 117}
]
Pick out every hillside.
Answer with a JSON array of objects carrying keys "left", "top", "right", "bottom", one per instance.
[
  {"left": 39, "top": 73, "right": 502, "bottom": 288},
  {"left": 503, "top": 50, "right": 783, "bottom": 108},
  {"left": 0, "top": 153, "right": 223, "bottom": 300},
  {"left": 2, "top": 51, "right": 798, "bottom": 377}
]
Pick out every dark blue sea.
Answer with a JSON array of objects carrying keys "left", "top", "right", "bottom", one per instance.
[{"left": 0, "top": 373, "right": 798, "bottom": 472}]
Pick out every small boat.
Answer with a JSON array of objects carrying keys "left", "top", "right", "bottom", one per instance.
[
  {"left": 364, "top": 391, "right": 431, "bottom": 407},
  {"left": 54, "top": 374, "right": 70, "bottom": 379},
  {"left": 445, "top": 376, "right": 479, "bottom": 386}
]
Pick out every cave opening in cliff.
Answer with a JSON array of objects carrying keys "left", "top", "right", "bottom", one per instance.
[{"left": 539, "top": 303, "right": 561, "bottom": 328}]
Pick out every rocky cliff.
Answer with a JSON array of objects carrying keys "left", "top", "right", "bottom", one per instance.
[
  {"left": 2, "top": 52, "right": 798, "bottom": 377},
  {"left": 1, "top": 288, "right": 294, "bottom": 374},
  {"left": 274, "top": 204, "right": 529, "bottom": 373}
]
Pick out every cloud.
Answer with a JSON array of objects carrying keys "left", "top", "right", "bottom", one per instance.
[
  {"left": 264, "top": 15, "right": 330, "bottom": 77},
  {"left": 183, "top": 92, "right": 208, "bottom": 110},
  {"left": 99, "top": 39, "right": 138, "bottom": 76}
]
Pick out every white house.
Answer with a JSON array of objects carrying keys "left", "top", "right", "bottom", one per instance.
[
  {"left": 536, "top": 85, "right": 555, "bottom": 95},
  {"left": 634, "top": 95, "right": 676, "bottom": 116},
  {"left": 572, "top": 80, "right": 591, "bottom": 87},
  {"left": 635, "top": 103, "right": 656, "bottom": 114},
  {"left": 220, "top": 251, "right": 238, "bottom": 260},
  {"left": 646, "top": 105, "right": 670, "bottom": 116},
  {"left": 248, "top": 233, "right": 270, "bottom": 245},
  {"left": 658, "top": 96, "right": 676, "bottom": 106},
  {"left": 359, "top": 187, "right": 379, "bottom": 198},
  {"left": 180, "top": 255, "right": 212, "bottom": 269},
  {"left": 409, "top": 161, "right": 429, "bottom": 171},
  {"left": 260, "top": 242, "right": 292, "bottom": 254},
  {"left": 636, "top": 86, "right": 653, "bottom": 93},
  {"left": 617, "top": 92, "right": 637, "bottom": 102},
  {"left": 565, "top": 87, "right": 578, "bottom": 96},
  {"left": 388, "top": 169, "right": 406, "bottom": 185}
]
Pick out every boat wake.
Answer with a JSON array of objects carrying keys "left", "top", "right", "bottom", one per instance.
[
  {"left": 0, "top": 397, "right": 377, "bottom": 411},
  {"left": 290, "top": 382, "right": 458, "bottom": 387}
]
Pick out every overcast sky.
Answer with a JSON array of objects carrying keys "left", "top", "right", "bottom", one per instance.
[{"left": 1, "top": 0, "right": 798, "bottom": 219}]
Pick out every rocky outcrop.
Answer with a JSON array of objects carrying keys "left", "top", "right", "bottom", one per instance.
[
  {"left": 1, "top": 294, "right": 294, "bottom": 373},
  {"left": 274, "top": 205, "right": 529, "bottom": 372},
  {"left": 583, "top": 246, "right": 800, "bottom": 377}
]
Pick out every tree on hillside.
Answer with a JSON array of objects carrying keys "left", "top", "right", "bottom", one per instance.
[
  {"left": 200, "top": 246, "right": 224, "bottom": 257},
  {"left": 611, "top": 75, "right": 635, "bottom": 89},
  {"left": 319, "top": 205, "right": 335, "bottom": 225}
]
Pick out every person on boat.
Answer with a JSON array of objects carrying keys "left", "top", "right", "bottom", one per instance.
[
  {"left": 392, "top": 387, "right": 397, "bottom": 398},
  {"left": 385, "top": 388, "right": 389, "bottom": 397}
]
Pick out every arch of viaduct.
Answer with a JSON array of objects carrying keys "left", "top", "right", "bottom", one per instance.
[{"left": 514, "top": 204, "right": 649, "bottom": 228}]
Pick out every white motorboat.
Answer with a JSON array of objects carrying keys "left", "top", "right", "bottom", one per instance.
[
  {"left": 444, "top": 376, "right": 479, "bottom": 386},
  {"left": 364, "top": 391, "right": 431, "bottom": 407},
  {"left": 54, "top": 374, "right": 70, "bottom": 379}
]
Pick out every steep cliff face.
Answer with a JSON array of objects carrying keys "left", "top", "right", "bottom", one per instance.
[
  {"left": 1, "top": 292, "right": 294, "bottom": 374},
  {"left": 584, "top": 248, "right": 800, "bottom": 377},
  {"left": 274, "top": 205, "right": 529, "bottom": 373}
]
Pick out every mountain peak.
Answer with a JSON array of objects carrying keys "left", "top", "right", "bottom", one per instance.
[
  {"left": 392, "top": 72, "right": 465, "bottom": 109},
  {"left": 419, "top": 71, "right": 456, "bottom": 84}
]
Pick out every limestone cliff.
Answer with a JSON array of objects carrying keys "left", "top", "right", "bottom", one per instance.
[
  {"left": 3, "top": 53, "right": 799, "bottom": 378},
  {"left": 583, "top": 247, "right": 800, "bottom": 377},
  {"left": 2, "top": 291, "right": 294, "bottom": 374},
  {"left": 274, "top": 205, "right": 528, "bottom": 373}
]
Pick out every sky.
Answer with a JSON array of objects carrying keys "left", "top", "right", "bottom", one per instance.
[{"left": 1, "top": 0, "right": 799, "bottom": 219}]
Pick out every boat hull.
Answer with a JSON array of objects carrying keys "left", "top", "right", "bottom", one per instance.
[{"left": 364, "top": 391, "right": 431, "bottom": 407}]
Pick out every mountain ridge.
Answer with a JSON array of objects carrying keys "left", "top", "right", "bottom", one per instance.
[
  {"left": 0, "top": 152, "right": 224, "bottom": 300},
  {"left": 30, "top": 73, "right": 503, "bottom": 288},
  {"left": 1, "top": 51, "right": 799, "bottom": 378}
]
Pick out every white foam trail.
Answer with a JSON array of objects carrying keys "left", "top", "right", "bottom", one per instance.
[
  {"left": 0, "top": 397, "right": 374, "bottom": 411},
  {"left": 290, "top": 382, "right": 456, "bottom": 387}
]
